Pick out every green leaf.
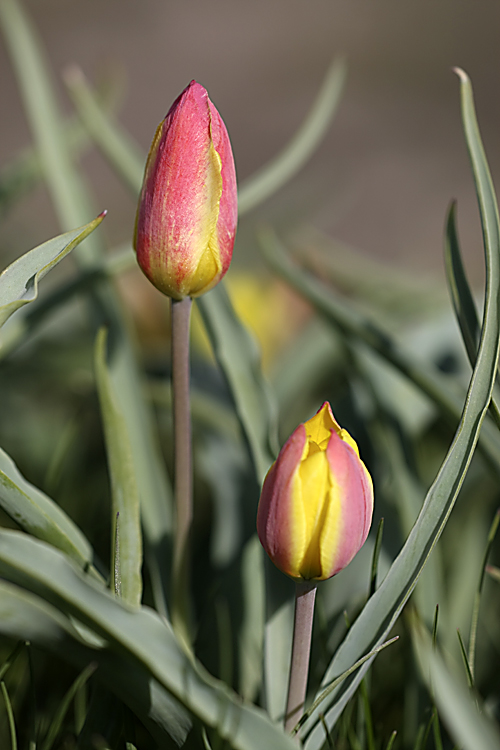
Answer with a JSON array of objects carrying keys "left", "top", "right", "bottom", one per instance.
[
  {"left": 238, "top": 58, "right": 346, "bottom": 215},
  {"left": 41, "top": 662, "right": 97, "bottom": 750},
  {"left": 0, "top": 579, "right": 192, "bottom": 747},
  {"left": 58, "top": 56, "right": 346, "bottom": 215},
  {"left": 64, "top": 65, "right": 145, "bottom": 197},
  {"left": 259, "top": 228, "right": 500, "bottom": 474},
  {"left": 197, "top": 283, "right": 279, "bottom": 484},
  {"left": 467, "top": 508, "right": 500, "bottom": 680},
  {"left": 0, "top": 0, "right": 173, "bottom": 616},
  {"left": 0, "top": 215, "right": 105, "bottom": 328},
  {"left": 1, "top": 680, "right": 17, "bottom": 750},
  {"left": 301, "top": 68, "right": 500, "bottom": 748},
  {"left": 0, "top": 0, "right": 102, "bottom": 264},
  {"left": 238, "top": 536, "right": 265, "bottom": 701},
  {"left": 444, "top": 202, "right": 500, "bottom": 428},
  {"left": 0, "top": 531, "right": 298, "bottom": 750},
  {"left": 412, "top": 619, "right": 500, "bottom": 750},
  {"left": 0, "top": 78, "right": 121, "bottom": 212},
  {"left": 0, "top": 445, "right": 98, "bottom": 573},
  {"left": 94, "top": 328, "right": 143, "bottom": 607},
  {"left": 444, "top": 201, "right": 481, "bottom": 365}
]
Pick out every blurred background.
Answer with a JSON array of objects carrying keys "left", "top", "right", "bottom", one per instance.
[{"left": 2, "top": 0, "right": 500, "bottom": 286}]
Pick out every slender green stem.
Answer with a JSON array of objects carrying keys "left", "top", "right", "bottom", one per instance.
[
  {"left": 285, "top": 580, "right": 318, "bottom": 733},
  {"left": 171, "top": 297, "right": 193, "bottom": 644}
]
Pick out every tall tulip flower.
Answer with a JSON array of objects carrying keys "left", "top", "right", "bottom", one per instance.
[
  {"left": 257, "top": 402, "right": 373, "bottom": 731},
  {"left": 257, "top": 402, "right": 373, "bottom": 581},
  {"left": 134, "top": 80, "right": 237, "bottom": 300},
  {"left": 134, "top": 81, "right": 237, "bottom": 643}
]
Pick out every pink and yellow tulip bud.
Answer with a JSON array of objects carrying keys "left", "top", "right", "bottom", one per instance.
[
  {"left": 134, "top": 80, "right": 237, "bottom": 300},
  {"left": 257, "top": 403, "right": 373, "bottom": 581}
]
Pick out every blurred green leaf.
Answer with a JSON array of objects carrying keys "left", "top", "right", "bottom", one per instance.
[
  {"left": 468, "top": 508, "right": 500, "bottom": 680},
  {"left": 0, "top": 0, "right": 102, "bottom": 265},
  {"left": 301, "top": 68, "right": 500, "bottom": 748},
  {"left": 0, "top": 579, "right": 192, "bottom": 747},
  {"left": 444, "top": 201, "right": 500, "bottom": 427},
  {"left": 41, "top": 662, "right": 97, "bottom": 750},
  {"left": 0, "top": 446, "right": 98, "bottom": 574},
  {"left": 0, "top": 0, "right": 173, "bottom": 617},
  {"left": 197, "top": 284, "right": 279, "bottom": 484},
  {"left": 0, "top": 215, "right": 105, "bottom": 329},
  {"left": 64, "top": 65, "right": 145, "bottom": 197},
  {"left": 264, "top": 596, "right": 294, "bottom": 722},
  {"left": 238, "top": 536, "right": 265, "bottom": 702},
  {"left": 1, "top": 680, "right": 17, "bottom": 750},
  {"left": 0, "top": 77, "right": 121, "bottom": 213},
  {"left": 444, "top": 201, "right": 481, "bottom": 365},
  {"left": 0, "top": 531, "right": 298, "bottom": 750},
  {"left": 259, "top": 228, "right": 500, "bottom": 473},
  {"left": 238, "top": 58, "right": 346, "bottom": 215},
  {"left": 412, "top": 619, "right": 500, "bottom": 750},
  {"left": 94, "top": 328, "right": 143, "bottom": 608},
  {"left": 59, "top": 56, "right": 346, "bottom": 216}
]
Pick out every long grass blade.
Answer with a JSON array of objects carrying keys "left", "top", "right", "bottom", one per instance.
[
  {"left": 456, "top": 629, "right": 474, "bottom": 689},
  {"left": 259, "top": 227, "right": 500, "bottom": 474},
  {"left": 369, "top": 518, "right": 384, "bottom": 597},
  {"left": 0, "top": 531, "right": 299, "bottom": 750},
  {"left": 0, "top": 0, "right": 173, "bottom": 617},
  {"left": 292, "top": 637, "right": 398, "bottom": 735},
  {"left": 444, "top": 201, "right": 500, "bottom": 427},
  {"left": 412, "top": 620, "right": 500, "bottom": 750},
  {"left": 197, "top": 284, "right": 279, "bottom": 484},
  {"left": 238, "top": 58, "right": 346, "bottom": 215},
  {"left": 41, "top": 662, "right": 97, "bottom": 750},
  {"left": 468, "top": 508, "right": 500, "bottom": 680},
  {"left": 301, "top": 68, "right": 500, "bottom": 748},
  {"left": 94, "top": 328, "right": 143, "bottom": 607},
  {"left": 64, "top": 65, "right": 145, "bottom": 196},
  {"left": 1, "top": 681, "right": 17, "bottom": 750},
  {"left": 444, "top": 201, "right": 481, "bottom": 364}
]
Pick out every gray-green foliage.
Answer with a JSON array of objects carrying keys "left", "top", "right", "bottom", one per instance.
[{"left": 0, "top": 0, "right": 499, "bottom": 747}]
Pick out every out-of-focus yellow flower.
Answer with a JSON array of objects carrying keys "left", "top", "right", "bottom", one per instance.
[
  {"left": 257, "top": 402, "right": 373, "bottom": 581},
  {"left": 134, "top": 80, "right": 237, "bottom": 300}
]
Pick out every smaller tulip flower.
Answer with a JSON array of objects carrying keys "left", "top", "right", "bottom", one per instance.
[
  {"left": 134, "top": 80, "right": 237, "bottom": 300},
  {"left": 257, "top": 402, "right": 373, "bottom": 581}
]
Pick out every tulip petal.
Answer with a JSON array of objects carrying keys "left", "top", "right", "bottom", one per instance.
[
  {"left": 256, "top": 402, "right": 373, "bottom": 582},
  {"left": 134, "top": 81, "right": 237, "bottom": 299},
  {"left": 321, "top": 431, "right": 373, "bottom": 579},
  {"left": 257, "top": 425, "right": 307, "bottom": 579}
]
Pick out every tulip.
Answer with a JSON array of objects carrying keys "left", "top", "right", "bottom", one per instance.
[
  {"left": 257, "top": 402, "right": 373, "bottom": 581},
  {"left": 134, "top": 80, "right": 237, "bottom": 299}
]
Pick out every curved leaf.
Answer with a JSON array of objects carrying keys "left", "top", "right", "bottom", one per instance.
[
  {"left": 238, "top": 58, "right": 346, "bottom": 215},
  {"left": 412, "top": 619, "right": 500, "bottom": 750},
  {"left": 0, "top": 215, "right": 105, "bottom": 328},
  {"left": 64, "top": 65, "right": 145, "bottom": 197},
  {"left": 0, "top": 579, "right": 191, "bottom": 746},
  {"left": 94, "top": 328, "right": 143, "bottom": 607},
  {"left": 0, "top": 446, "right": 97, "bottom": 574},
  {"left": 301, "top": 69, "right": 500, "bottom": 748},
  {"left": 0, "top": 531, "right": 298, "bottom": 750},
  {"left": 0, "top": 0, "right": 173, "bottom": 616},
  {"left": 196, "top": 284, "right": 279, "bottom": 484},
  {"left": 259, "top": 228, "right": 500, "bottom": 473}
]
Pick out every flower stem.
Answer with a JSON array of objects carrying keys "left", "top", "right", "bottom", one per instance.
[
  {"left": 171, "top": 296, "right": 193, "bottom": 645},
  {"left": 285, "top": 580, "right": 318, "bottom": 733}
]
